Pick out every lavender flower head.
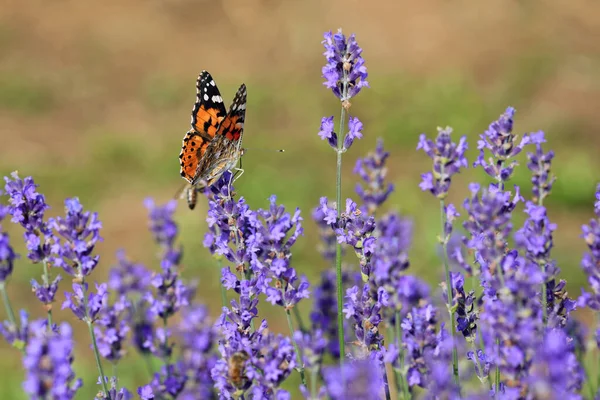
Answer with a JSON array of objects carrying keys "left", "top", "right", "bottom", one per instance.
[
  {"left": 474, "top": 107, "right": 530, "bottom": 185},
  {"left": 418, "top": 126, "right": 468, "bottom": 199},
  {"left": 145, "top": 198, "right": 181, "bottom": 271},
  {"left": 176, "top": 304, "right": 217, "bottom": 399},
  {"left": 3, "top": 172, "right": 51, "bottom": 262},
  {"left": 0, "top": 204, "right": 17, "bottom": 282},
  {"left": 322, "top": 29, "right": 368, "bottom": 101},
  {"left": 319, "top": 198, "right": 376, "bottom": 280},
  {"left": 526, "top": 131, "right": 556, "bottom": 204},
  {"left": 246, "top": 195, "right": 309, "bottom": 310},
  {"left": 23, "top": 322, "right": 82, "bottom": 400},
  {"left": 49, "top": 197, "right": 103, "bottom": 280},
  {"left": 526, "top": 329, "right": 583, "bottom": 399},
  {"left": 0, "top": 309, "right": 29, "bottom": 348},
  {"left": 579, "top": 183, "right": 600, "bottom": 311},
  {"left": 323, "top": 359, "right": 384, "bottom": 400},
  {"left": 354, "top": 138, "right": 395, "bottom": 214},
  {"left": 343, "top": 284, "right": 388, "bottom": 360}
]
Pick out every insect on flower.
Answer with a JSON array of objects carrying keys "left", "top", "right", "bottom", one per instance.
[
  {"left": 176, "top": 71, "right": 247, "bottom": 209},
  {"left": 228, "top": 351, "right": 249, "bottom": 389}
]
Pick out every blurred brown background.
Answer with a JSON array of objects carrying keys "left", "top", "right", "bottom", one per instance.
[{"left": 1, "top": 0, "right": 600, "bottom": 397}]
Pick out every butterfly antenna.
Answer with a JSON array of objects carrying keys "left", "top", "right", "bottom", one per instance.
[{"left": 243, "top": 148, "right": 285, "bottom": 153}]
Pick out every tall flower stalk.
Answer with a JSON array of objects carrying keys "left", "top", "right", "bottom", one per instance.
[
  {"left": 4, "top": 173, "right": 57, "bottom": 329},
  {"left": 319, "top": 28, "right": 368, "bottom": 365},
  {"left": 418, "top": 126, "right": 468, "bottom": 386},
  {"left": 51, "top": 198, "right": 110, "bottom": 397}
]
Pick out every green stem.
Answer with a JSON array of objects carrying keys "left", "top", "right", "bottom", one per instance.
[
  {"left": 310, "top": 368, "right": 318, "bottom": 399},
  {"left": 0, "top": 282, "right": 17, "bottom": 328},
  {"left": 80, "top": 272, "right": 110, "bottom": 399},
  {"left": 387, "top": 325, "right": 402, "bottom": 398},
  {"left": 394, "top": 312, "right": 409, "bottom": 399},
  {"left": 41, "top": 259, "right": 53, "bottom": 329},
  {"left": 334, "top": 80, "right": 348, "bottom": 366},
  {"left": 440, "top": 200, "right": 460, "bottom": 388},
  {"left": 285, "top": 309, "right": 306, "bottom": 386},
  {"left": 87, "top": 320, "right": 110, "bottom": 398},
  {"left": 293, "top": 306, "right": 307, "bottom": 333},
  {"left": 494, "top": 338, "right": 500, "bottom": 392}
]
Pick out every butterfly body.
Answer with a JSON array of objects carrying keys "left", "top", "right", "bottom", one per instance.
[{"left": 178, "top": 71, "right": 247, "bottom": 208}]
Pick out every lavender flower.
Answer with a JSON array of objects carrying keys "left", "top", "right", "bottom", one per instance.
[
  {"left": 354, "top": 139, "right": 395, "bottom": 214},
  {"left": 343, "top": 284, "right": 387, "bottom": 359},
  {"left": 310, "top": 270, "right": 359, "bottom": 359},
  {"left": 94, "top": 295, "right": 131, "bottom": 362},
  {"left": 145, "top": 362, "right": 188, "bottom": 399},
  {"left": 526, "top": 328, "right": 583, "bottom": 399},
  {"left": 452, "top": 272, "right": 477, "bottom": 342},
  {"left": 579, "top": 183, "right": 600, "bottom": 311},
  {"left": 516, "top": 202, "right": 575, "bottom": 327},
  {"left": 258, "top": 195, "right": 309, "bottom": 310},
  {"left": 312, "top": 203, "right": 339, "bottom": 261},
  {"left": 370, "top": 213, "right": 428, "bottom": 323},
  {"left": 31, "top": 275, "right": 61, "bottom": 308},
  {"left": 0, "top": 205, "right": 17, "bottom": 281},
  {"left": 474, "top": 107, "right": 530, "bottom": 186},
  {"left": 322, "top": 29, "right": 369, "bottom": 101},
  {"left": 526, "top": 131, "right": 556, "bottom": 205},
  {"left": 23, "top": 322, "right": 82, "bottom": 400},
  {"left": 3, "top": 172, "right": 51, "bottom": 262},
  {"left": 144, "top": 198, "right": 181, "bottom": 271},
  {"left": 462, "top": 183, "right": 523, "bottom": 286},
  {"left": 318, "top": 198, "right": 376, "bottom": 280},
  {"left": 402, "top": 304, "right": 439, "bottom": 388},
  {"left": 343, "top": 116, "right": 363, "bottom": 150},
  {"left": 423, "top": 327, "right": 460, "bottom": 399},
  {"left": 62, "top": 282, "right": 108, "bottom": 322},
  {"left": 318, "top": 116, "right": 337, "bottom": 150},
  {"left": 176, "top": 304, "right": 217, "bottom": 399},
  {"left": 95, "top": 377, "right": 133, "bottom": 400},
  {"left": 417, "top": 126, "right": 468, "bottom": 200},
  {"left": 49, "top": 197, "right": 102, "bottom": 280},
  {"left": 108, "top": 250, "right": 152, "bottom": 297},
  {"left": 0, "top": 309, "right": 29, "bottom": 348},
  {"left": 323, "top": 359, "right": 383, "bottom": 400},
  {"left": 212, "top": 320, "right": 295, "bottom": 399}
]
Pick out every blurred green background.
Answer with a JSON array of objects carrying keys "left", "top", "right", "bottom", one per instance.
[{"left": 1, "top": 0, "right": 600, "bottom": 398}]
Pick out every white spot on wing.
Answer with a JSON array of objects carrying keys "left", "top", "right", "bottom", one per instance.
[
  {"left": 203, "top": 94, "right": 209, "bottom": 101},
  {"left": 212, "top": 95, "right": 222, "bottom": 103},
  {"left": 210, "top": 80, "right": 215, "bottom": 86}
]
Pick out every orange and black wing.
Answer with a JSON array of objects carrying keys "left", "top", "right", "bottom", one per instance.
[
  {"left": 191, "top": 83, "right": 247, "bottom": 185},
  {"left": 179, "top": 71, "right": 227, "bottom": 183},
  {"left": 215, "top": 83, "right": 246, "bottom": 143}
]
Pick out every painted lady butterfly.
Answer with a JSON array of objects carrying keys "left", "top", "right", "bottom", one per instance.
[{"left": 177, "top": 71, "right": 246, "bottom": 209}]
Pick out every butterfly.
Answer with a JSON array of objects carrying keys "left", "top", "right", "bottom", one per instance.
[{"left": 177, "top": 71, "right": 247, "bottom": 209}]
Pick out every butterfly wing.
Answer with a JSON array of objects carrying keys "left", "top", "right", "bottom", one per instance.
[
  {"left": 179, "top": 71, "right": 227, "bottom": 183},
  {"left": 192, "top": 83, "right": 247, "bottom": 187}
]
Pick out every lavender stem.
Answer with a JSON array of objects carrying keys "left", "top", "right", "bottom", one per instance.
[
  {"left": 440, "top": 200, "right": 460, "bottom": 387},
  {"left": 87, "top": 320, "right": 111, "bottom": 399},
  {"left": 42, "top": 259, "right": 53, "bottom": 329},
  {"left": 395, "top": 311, "right": 410, "bottom": 399},
  {"left": 285, "top": 309, "right": 306, "bottom": 386},
  {"left": 0, "top": 282, "right": 17, "bottom": 330},
  {"left": 293, "top": 305, "right": 306, "bottom": 333},
  {"left": 334, "top": 69, "right": 349, "bottom": 366}
]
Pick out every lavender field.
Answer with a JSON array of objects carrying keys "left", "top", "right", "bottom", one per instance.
[{"left": 1, "top": 1, "right": 600, "bottom": 399}]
